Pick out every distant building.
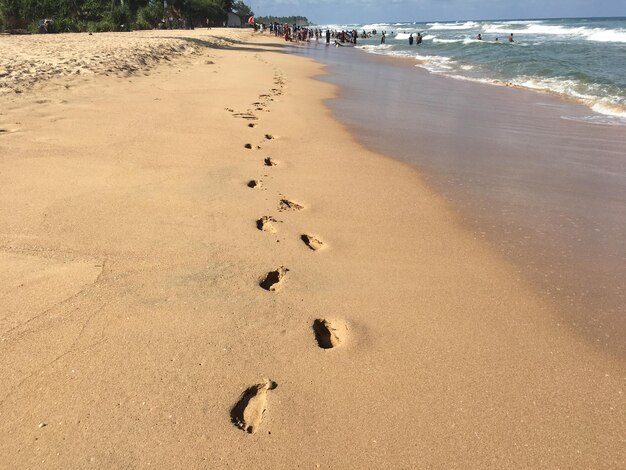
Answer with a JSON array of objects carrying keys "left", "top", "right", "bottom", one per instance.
[{"left": 226, "top": 13, "right": 242, "bottom": 27}]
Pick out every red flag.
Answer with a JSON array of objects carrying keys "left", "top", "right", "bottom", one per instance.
[{"left": 247, "top": 16, "right": 255, "bottom": 25}]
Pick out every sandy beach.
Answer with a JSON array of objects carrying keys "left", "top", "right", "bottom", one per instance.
[
  {"left": 0, "top": 29, "right": 624, "bottom": 468},
  {"left": 297, "top": 45, "right": 626, "bottom": 356}
]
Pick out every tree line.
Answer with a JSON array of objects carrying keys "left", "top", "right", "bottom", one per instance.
[{"left": 0, "top": 0, "right": 255, "bottom": 33}]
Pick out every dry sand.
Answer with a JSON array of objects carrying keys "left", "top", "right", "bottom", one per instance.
[{"left": 0, "top": 29, "right": 624, "bottom": 468}]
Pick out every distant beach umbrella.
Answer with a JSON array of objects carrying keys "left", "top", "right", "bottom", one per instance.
[{"left": 248, "top": 16, "right": 255, "bottom": 25}]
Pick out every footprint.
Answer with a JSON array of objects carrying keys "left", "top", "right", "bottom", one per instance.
[
  {"left": 256, "top": 216, "right": 277, "bottom": 233},
  {"left": 301, "top": 234, "right": 324, "bottom": 251},
  {"left": 248, "top": 123, "right": 257, "bottom": 128},
  {"left": 244, "top": 143, "right": 253, "bottom": 149},
  {"left": 234, "top": 112, "right": 258, "bottom": 120},
  {"left": 247, "top": 179, "right": 262, "bottom": 189},
  {"left": 265, "top": 134, "right": 275, "bottom": 140},
  {"left": 231, "top": 380, "right": 278, "bottom": 434},
  {"left": 278, "top": 199, "right": 303, "bottom": 211},
  {"left": 313, "top": 319, "right": 348, "bottom": 349},
  {"left": 264, "top": 157, "right": 277, "bottom": 167},
  {"left": 225, "top": 107, "right": 234, "bottom": 112},
  {"left": 260, "top": 267, "right": 288, "bottom": 291}
]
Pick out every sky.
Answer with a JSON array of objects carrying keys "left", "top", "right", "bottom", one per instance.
[{"left": 247, "top": 0, "right": 626, "bottom": 24}]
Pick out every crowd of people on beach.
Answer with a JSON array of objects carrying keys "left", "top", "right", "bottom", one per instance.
[
  {"left": 261, "top": 22, "right": 516, "bottom": 46},
  {"left": 265, "top": 24, "right": 396, "bottom": 46},
  {"left": 267, "top": 23, "right": 363, "bottom": 45}
]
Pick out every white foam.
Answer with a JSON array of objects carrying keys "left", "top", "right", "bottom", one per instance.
[
  {"left": 561, "top": 115, "right": 626, "bottom": 126},
  {"left": 361, "top": 23, "right": 393, "bottom": 30},
  {"left": 483, "top": 23, "right": 626, "bottom": 43},
  {"left": 591, "top": 101, "right": 626, "bottom": 118},
  {"left": 462, "top": 38, "right": 485, "bottom": 44},
  {"left": 414, "top": 53, "right": 452, "bottom": 61},
  {"left": 394, "top": 33, "right": 411, "bottom": 40},
  {"left": 508, "top": 76, "right": 626, "bottom": 119},
  {"left": 507, "top": 20, "right": 545, "bottom": 25},
  {"left": 427, "top": 21, "right": 479, "bottom": 30},
  {"left": 431, "top": 37, "right": 484, "bottom": 45},
  {"left": 432, "top": 38, "right": 463, "bottom": 44},
  {"left": 320, "top": 24, "right": 352, "bottom": 31},
  {"left": 413, "top": 54, "right": 456, "bottom": 73},
  {"left": 359, "top": 44, "right": 393, "bottom": 52},
  {"left": 586, "top": 29, "right": 626, "bottom": 43}
]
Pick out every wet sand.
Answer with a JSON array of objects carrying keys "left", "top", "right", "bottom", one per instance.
[
  {"left": 0, "top": 29, "right": 625, "bottom": 468},
  {"left": 295, "top": 44, "right": 626, "bottom": 356}
]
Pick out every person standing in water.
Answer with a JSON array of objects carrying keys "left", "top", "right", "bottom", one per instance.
[
  {"left": 416, "top": 32, "right": 422, "bottom": 44},
  {"left": 409, "top": 33, "right": 414, "bottom": 45},
  {"left": 509, "top": 33, "right": 514, "bottom": 42},
  {"left": 381, "top": 32, "right": 386, "bottom": 44}
]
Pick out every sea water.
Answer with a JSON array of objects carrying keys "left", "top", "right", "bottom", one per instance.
[
  {"left": 292, "top": 20, "right": 626, "bottom": 356},
  {"left": 320, "top": 17, "right": 626, "bottom": 123}
]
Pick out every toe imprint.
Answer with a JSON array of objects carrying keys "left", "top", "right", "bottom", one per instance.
[{"left": 231, "top": 380, "right": 277, "bottom": 434}]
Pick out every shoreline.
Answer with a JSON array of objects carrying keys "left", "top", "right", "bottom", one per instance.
[
  {"left": 319, "top": 16, "right": 626, "bottom": 122},
  {"left": 361, "top": 47, "right": 626, "bottom": 122},
  {"left": 1, "top": 29, "right": 624, "bottom": 468},
  {"left": 292, "top": 39, "right": 626, "bottom": 358}
]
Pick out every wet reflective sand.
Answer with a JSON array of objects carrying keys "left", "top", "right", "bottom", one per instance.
[{"left": 296, "top": 44, "right": 626, "bottom": 356}]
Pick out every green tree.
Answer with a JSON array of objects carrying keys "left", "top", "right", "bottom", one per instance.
[
  {"left": 0, "top": 0, "right": 250, "bottom": 32},
  {"left": 185, "top": 0, "right": 227, "bottom": 25},
  {"left": 78, "top": 0, "right": 110, "bottom": 21},
  {"left": 135, "top": 0, "right": 162, "bottom": 29},
  {"left": 231, "top": 0, "right": 251, "bottom": 22}
]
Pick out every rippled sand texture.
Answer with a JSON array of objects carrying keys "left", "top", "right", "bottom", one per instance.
[{"left": 0, "top": 30, "right": 242, "bottom": 93}]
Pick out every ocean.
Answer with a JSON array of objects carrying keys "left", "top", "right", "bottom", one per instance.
[
  {"left": 291, "top": 19, "right": 626, "bottom": 356},
  {"left": 320, "top": 17, "right": 626, "bottom": 124}
]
